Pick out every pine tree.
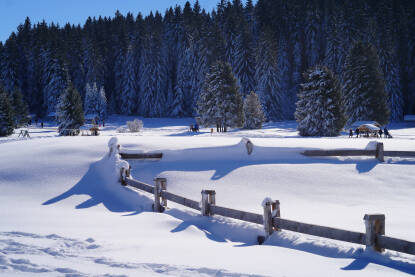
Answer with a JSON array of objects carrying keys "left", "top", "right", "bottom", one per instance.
[
  {"left": 197, "top": 61, "right": 243, "bottom": 132},
  {"left": 243, "top": 91, "right": 265, "bottom": 129},
  {"left": 0, "top": 88, "right": 14, "bottom": 137},
  {"left": 56, "top": 79, "right": 85, "bottom": 136},
  {"left": 40, "top": 48, "right": 66, "bottom": 116},
  {"left": 11, "top": 88, "right": 29, "bottom": 127},
  {"left": 97, "top": 86, "right": 107, "bottom": 121},
  {"left": 120, "top": 44, "right": 138, "bottom": 115},
  {"left": 295, "top": 65, "right": 345, "bottom": 137},
  {"left": 255, "top": 30, "right": 282, "bottom": 120},
  {"left": 84, "top": 82, "right": 98, "bottom": 116},
  {"left": 342, "top": 42, "right": 390, "bottom": 126}
]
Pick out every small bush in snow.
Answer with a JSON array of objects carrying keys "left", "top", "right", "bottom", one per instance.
[
  {"left": 127, "top": 119, "right": 143, "bottom": 132},
  {"left": 116, "top": 127, "right": 128, "bottom": 133}
]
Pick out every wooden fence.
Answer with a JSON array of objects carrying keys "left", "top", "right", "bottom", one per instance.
[
  {"left": 302, "top": 142, "right": 415, "bottom": 162},
  {"left": 116, "top": 144, "right": 415, "bottom": 256}
]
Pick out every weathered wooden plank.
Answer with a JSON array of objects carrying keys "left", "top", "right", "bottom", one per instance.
[
  {"left": 120, "top": 153, "right": 163, "bottom": 159},
  {"left": 125, "top": 178, "right": 154, "bottom": 194},
  {"left": 273, "top": 218, "right": 365, "bottom": 245},
  {"left": 161, "top": 191, "right": 201, "bottom": 211},
  {"left": 302, "top": 150, "right": 375, "bottom": 157},
  {"left": 377, "top": 235, "right": 415, "bottom": 255},
  {"left": 383, "top": 151, "right": 415, "bottom": 157},
  {"left": 210, "top": 205, "right": 264, "bottom": 225}
]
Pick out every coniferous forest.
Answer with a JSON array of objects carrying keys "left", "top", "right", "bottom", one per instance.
[{"left": 1, "top": 0, "right": 415, "bottom": 122}]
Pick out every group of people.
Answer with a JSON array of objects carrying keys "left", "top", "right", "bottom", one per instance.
[
  {"left": 349, "top": 128, "right": 392, "bottom": 138},
  {"left": 28, "top": 118, "right": 43, "bottom": 128}
]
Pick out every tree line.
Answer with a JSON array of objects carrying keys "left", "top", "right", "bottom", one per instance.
[{"left": 0, "top": 0, "right": 414, "bottom": 123}]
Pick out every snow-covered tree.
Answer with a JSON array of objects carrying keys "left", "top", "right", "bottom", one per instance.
[
  {"left": 40, "top": 48, "right": 66, "bottom": 115},
  {"left": 243, "top": 91, "right": 265, "bottom": 129},
  {"left": 84, "top": 82, "right": 98, "bottom": 115},
  {"left": 255, "top": 30, "right": 282, "bottom": 120},
  {"left": 84, "top": 82, "right": 107, "bottom": 121},
  {"left": 342, "top": 42, "right": 390, "bottom": 126},
  {"left": 11, "top": 88, "right": 29, "bottom": 127},
  {"left": 295, "top": 65, "right": 345, "bottom": 136},
  {"left": 0, "top": 89, "right": 14, "bottom": 137},
  {"left": 120, "top": 44, "right": 139, "bottom": 115},
  {"left": 56, "top": 79, "right": 84, "bottom": 136},
  {"left": 97, "top": 86, "right": 107, "bottom": 121},
  {"left": 197, "top": 61, "right": 243, "bottom": 131}
]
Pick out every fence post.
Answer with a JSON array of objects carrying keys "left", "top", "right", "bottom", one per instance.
[
  {"left": 154, "top": 178, "right": 167, "bottom": 212},
  {"left": 160, "top": 178, "right": 167, "bottom": 208},
  {"left": 119, "top": 166, "right": 130, "bottom": 186},
  {"left": 272, "top": 200, "right": 281, "bottom": 231},
  {"left": 263, "top": 200, "right": 274, "bottom": 239},
  {"left": 375, "top": 142, "right": 384, "bottom": 162},
  {"left": 201, "top": 190, "right": 216, "bottom": 216},
  {"left": 364, "top": 214, "right": 385, "bottom": 252}
]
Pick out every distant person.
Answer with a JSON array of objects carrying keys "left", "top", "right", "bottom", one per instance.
[
  {"left": 355, "top": 128, "right": 360, "bottom": 138},
  {"left": 349, "top": 129, "right": 353, "bottom": 138},
  {"left": 378, "top": 128, "right": 383, "bottom": 138},
  {"left": 41, "top": 122, "right": 44, "bottom": 128},
  {"left": 210, "top": 128, "right": 213, "bottom": 136},
  {"left": 384, "top": 128, "right": 392, "bottom": 138}
]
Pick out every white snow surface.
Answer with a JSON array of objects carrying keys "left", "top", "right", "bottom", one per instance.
[{"left": 1, "top": 116, "right": 415, "bottom": 276}]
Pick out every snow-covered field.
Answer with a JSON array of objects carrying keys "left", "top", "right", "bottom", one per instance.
[{"left": 1, "top": 116, "right": 415, "bottom": 276}]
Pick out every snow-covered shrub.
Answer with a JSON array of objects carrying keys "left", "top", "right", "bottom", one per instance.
[
  {"left": 116, "top": 127, "right": 128, "bottom": 133},
  {"left": 127, "top": 119, "right": 143, "bottom": 132}
]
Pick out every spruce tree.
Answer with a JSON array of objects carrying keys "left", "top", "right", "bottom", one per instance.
[
  {"left": 197, "top": 61, "right": 243, "bottom": 131},
  {"left": 56, "top": 79, "right": 85, "bottom": 136},
  {"left": 342, "top": 42, "right": 390, "bottom": 126},
  {"left": 11, "top": 88, "right": 29, "bottom": 127},
  {"left": 97, "top": 86, "right": 107, "bottom": 121},
  {"left": 243, "top": 91, "right": 265, "bottom": 129},
  {"left": 0, "top": 88, "right": 14, "bottom": 137},
  {"left": 295, "top": 65, "right": 345, "bottom": 137}
]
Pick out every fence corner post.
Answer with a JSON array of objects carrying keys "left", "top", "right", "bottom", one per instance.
[
  {"left": 375, "top": 142, "right": 384, "bottom": 162},
  {"left": 201, "top": 190, "right": 215, "bottom": 216},
  {"left": 364, "top": 214, "right": 385, "bottom": 252},
  {"left": 154, "top": 177, "right": 167, "bottom": 212}
]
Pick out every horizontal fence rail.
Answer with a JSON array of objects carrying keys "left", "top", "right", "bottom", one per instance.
[
  {"left": 120, "top": 153, "right": 163, "bottom": 159},
  {"left": 378, "top": 236, "right": 415, "bottom": 255},
  {"left": 211, "top": 205, "right": 264, "bottom": 225},
  {"left": 383, "top": 151, "right": 415, "bottom": 157},
  {"left": 161, "top": 190, "right": 201, "bottom": 211},
  {"left": 114, "top": 142, "right": 415, "bottom": 257},
  {"left": 273, "top": 217, "right": 365, "bottom": 245},
  {"left": 303, "top": 150, "right": 375, "bottom": 156},
  {"left": 302, "top": 142, "right": 415, "bottom": 162},
  {"left": 125, "top": 177, "right": 154, "bottom": 194}
]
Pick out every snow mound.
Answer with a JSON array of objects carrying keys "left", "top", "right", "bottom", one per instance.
[
  {"left": 261, "top": 197, "right": 273, "bottom": 208},
  {"left": 365, "top": 141, "right": 380, "bottom": 150}
]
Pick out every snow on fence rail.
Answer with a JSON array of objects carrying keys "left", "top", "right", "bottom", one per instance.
[
  {"left": 302, "top": 142, "right": 415, "bottom": 162},
  {"left": 113, "top": 141, "right": 415, "bottom": 256}
]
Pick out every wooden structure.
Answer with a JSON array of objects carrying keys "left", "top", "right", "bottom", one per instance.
[
  {"left": 18, "top": 129, "right": 30, "bottom": 138},
  {"left": 302, "top": 142, "right": 415, "bottom": 162},
  {"left": 114, "top": 142, "right": 415, "bottom": 256},
  {"left": 119, "top": 152, "right": 163, "bottom": 160}
]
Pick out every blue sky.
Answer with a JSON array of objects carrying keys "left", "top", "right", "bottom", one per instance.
[{"left": 0, "top": 0, "right": 252, "bottom": 43}]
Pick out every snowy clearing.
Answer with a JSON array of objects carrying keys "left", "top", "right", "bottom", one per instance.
[{"left": 1, "top": 116, "right": 415, "bottom": 276}]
